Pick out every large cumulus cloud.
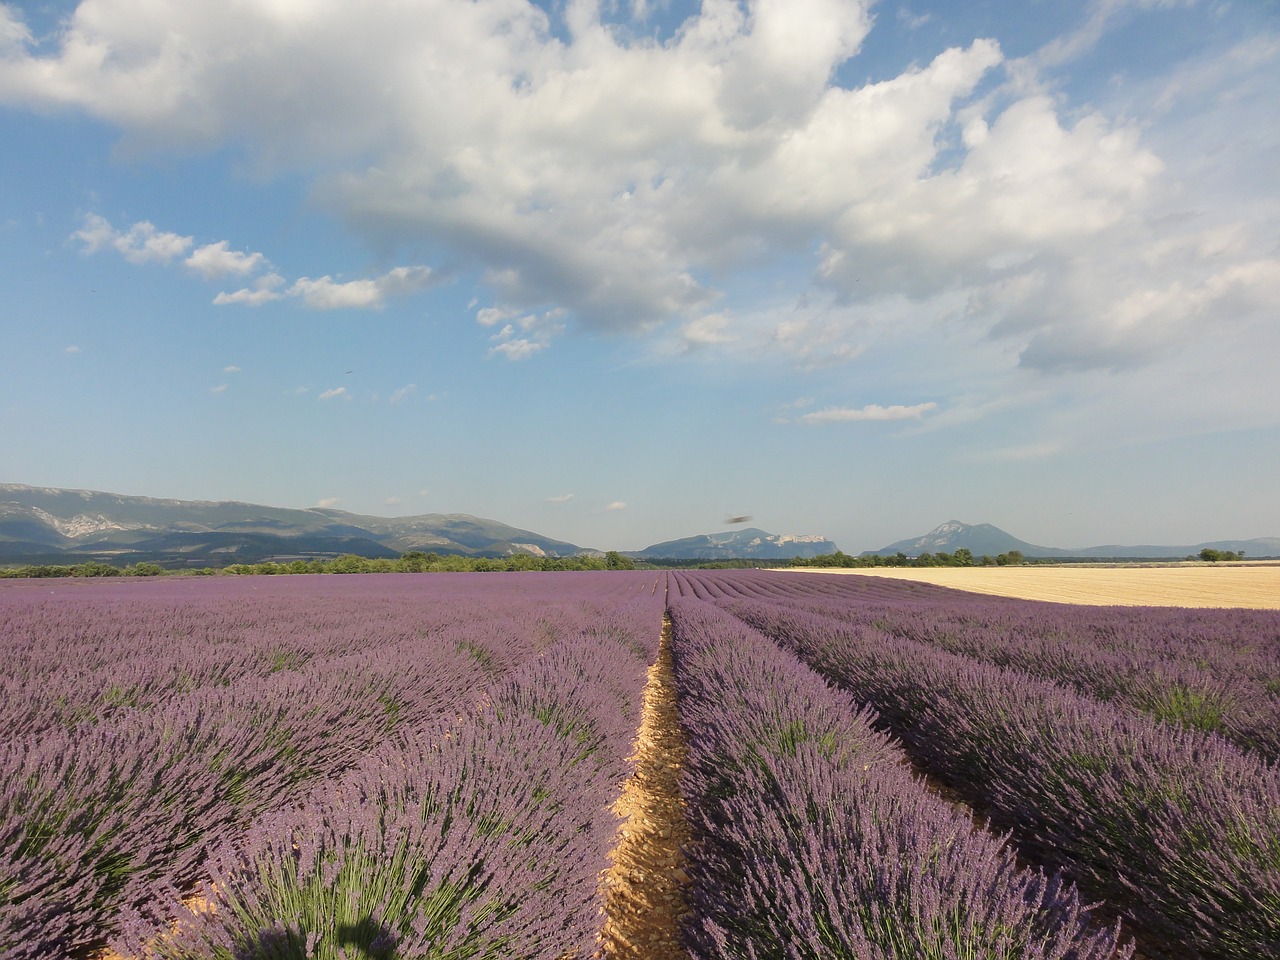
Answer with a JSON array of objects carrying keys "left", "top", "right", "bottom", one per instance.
[{"left": 1, "top": 0, "right": 1276, "bottom": 387}]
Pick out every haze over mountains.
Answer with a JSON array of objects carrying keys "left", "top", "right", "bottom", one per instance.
[{"left": 1, "top": 486, "right": 1276, "bottom": 566}]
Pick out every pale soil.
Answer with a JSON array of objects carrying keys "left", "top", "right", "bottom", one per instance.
[
  {"left": 599, "top": 617, "right": 693, "bottom": 959},
  {"left": 785, "top": 561, "right": 1280, "bottom": 609}
]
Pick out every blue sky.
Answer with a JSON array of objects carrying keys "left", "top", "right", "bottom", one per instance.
[{"left": 1, "top": 0, "right": 1277, "bottom": 553}]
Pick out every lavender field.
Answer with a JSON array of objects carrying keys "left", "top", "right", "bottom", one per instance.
[{"left": 1, "top": 570, "right": 1276, "bottom": 959}]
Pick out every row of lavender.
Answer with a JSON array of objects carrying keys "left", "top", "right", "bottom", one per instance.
[
  {"left": 0, "top": 574, "right": 608, "bottom": 740},
  {"left": 679, "top": 570, "right": 1280, "bottom": 960},
  {"left": 679, "top": 569, "right": 1280, "bottom": 761},
  {"left": 666, "top": 589, "right": 1130, "bottom": 959},
  {"left": 0, "top": 572, "right": 664, "bottom": 958},
  {"left": 115, "top": 583, "right": 664, "bottom": 959}
]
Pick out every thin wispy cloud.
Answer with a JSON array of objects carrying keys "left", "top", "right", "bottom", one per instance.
[
  {"left": 213, "top": 273, "right": 285, "bottom": 306},
  {"left": 897, "top": 7, "right": 933, "bottom": 30},
  {"left": 209, "top": 383, "right": 229, "bottom": 395},
  {"left": 316, "top": 497, "right": 340, "bottom": 508},
  {"left": 546, "top": 493, "right": 575, "bottom": 504},
  {"left": 317, "top": 386, "right": 350, "bottom": 401},
  {"left": 72, "top": 213, "right": 434, "bottom": 310},
  {"left": 799, "top": 403, "right": 939, "bottom": 425},
  {"left": 481, "top": 308, "right": 567, "bottom": 361},
  {"left": 388, "top": 384, "right": 416, "bottom": 405},
  {"left": 64, "top": 345, "right": 80, "bottom": 354},
  {"left": 604, "top": 501, "right": 627, "bottom": 512},
  {"left": 223, "top": 365, "right": 241, "bottom": 373}
]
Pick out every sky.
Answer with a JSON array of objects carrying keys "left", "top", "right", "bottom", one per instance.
[{"left": 1, "top": 0, "right": 1278, "bottom": 554}]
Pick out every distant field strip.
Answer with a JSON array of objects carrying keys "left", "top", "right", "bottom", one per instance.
[{"left": 789, "top": 563, "right": 1280, "bottom": 608}]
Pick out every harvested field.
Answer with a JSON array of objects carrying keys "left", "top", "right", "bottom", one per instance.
[{"left": 786, "top": 562, "right": 1280, "bottom": 608}]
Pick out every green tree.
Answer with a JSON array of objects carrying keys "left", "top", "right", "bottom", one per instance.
[
  {"left": 123, "top": 561, "right": 165, "bottom": 577},
  {"left": 398, "top": 551, "right": 430, "bottom": 573},
  {"left": 328, "top": 554, "right": 371, "bottom": 574}
]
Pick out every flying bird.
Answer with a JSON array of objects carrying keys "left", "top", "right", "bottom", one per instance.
[{"left": 725, "top": 515, "right": 753, "bottom": 525}]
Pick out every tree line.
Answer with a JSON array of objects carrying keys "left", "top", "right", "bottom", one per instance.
[
  {"left": 789, "top": 548, "right": 1026, "bottom": 568},
  {"left": 0, "top": 551, "right": 638, "bottom": 578}
]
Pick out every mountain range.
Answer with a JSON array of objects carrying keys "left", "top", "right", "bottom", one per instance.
[
  {"left": 865, "top": 520, "right": 1280, "bottom": 560},
  {"left": 0, "top": 484, "right": 838, "bottom": 566},
  {"left": 0, "top": 484, "right": 585, "bottom": 566},
  {"left": 3, "top": 485, "right": 1276, "bottom": 567}
]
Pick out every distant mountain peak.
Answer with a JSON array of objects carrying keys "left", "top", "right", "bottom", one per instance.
[{"left": 630, "top": 527, "right": 839, "bottom": 560}]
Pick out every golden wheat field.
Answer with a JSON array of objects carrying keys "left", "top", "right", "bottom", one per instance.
[{"left": 788, "top": 562, "right": 1280, "bottom": 609}]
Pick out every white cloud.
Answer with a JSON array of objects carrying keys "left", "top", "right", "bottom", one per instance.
[
  {"left": 316, "top": 497, "right": 340, "bottom": 508},
  {"left": 185, "top": 240, "right": 268, "bottom": 279},
  {"left": 389, "top": 383, "right": 416, "bottom": 404},
  {"left": 11, "top": 1, "right": 1280, "bottom": 440},
  {"left": 64, "top": 344, "right": 80, "bottom": 354},
  {"left": 384, "top": 496, "right": 402, "bottom": 506},
  {"left": 484, "top": 307, "right": 566, "bottom": 360},
  {"left": 0, "top": 6, "right": 32, "bottom": 53},
  {"left": 681, "top": 312, "right": 734, "bottom": 348},
  {"left": 897, "top": 7, "right": 933, "bottom": 30},
  {"left": 317, "top": 386, "right": 350, "bottom": 400},
  {"left": 69, "top": 211, "right": 433, "bottom": 311},
  {"left": 604, "top": 501, "right": 627, "bottom": 512},
  {"left": 546, "top": 493, "right": 575, "bottom": 504},
  {"left": 209, "top": 383, "right": 228, "bottom": 395},
  {"left": 488, "top": 337, "right": 545, "bottom": 361},
  {"left": 287, "top": 265, "right": 435, "bottom": 309},
  {"left": 800, "top": 402, "right": 938, "bottom": 424},
  {"left": 72, "top": 214, "right": 192, "bottom": 264},
  {"left": 213, "top": 273, "right": 286, "bottom": 306}
]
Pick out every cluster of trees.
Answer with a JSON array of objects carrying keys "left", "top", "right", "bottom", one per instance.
[
  {"left": 222, "top": 551, "right": 637, "bottom": 575},
  {"left": 0, "top": 560, "right": 166, "bottom": 579},
  {"left": 791, "top": 548, "right": 1027, "bottom": 569},
  {"left": 1197, "top": 548, "right": 1245, "bottom": 562}
]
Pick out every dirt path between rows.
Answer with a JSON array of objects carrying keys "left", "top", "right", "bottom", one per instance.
[{"left": 599, "top": 616, "right": 692, "bottom": 959}]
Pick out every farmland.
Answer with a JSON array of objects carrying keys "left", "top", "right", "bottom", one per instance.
[
  {"left": 2, "top": 570, "right": 1277, "bottom": 959},
  {"left": 788, "top": 561, "right": 1280, "bottom": 609}
]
